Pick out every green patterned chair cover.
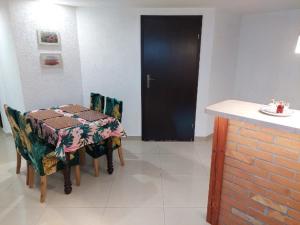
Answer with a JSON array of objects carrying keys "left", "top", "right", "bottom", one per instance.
[
  {"left": 90, "top": 92, "right": 105, "bottom": 113},
  {"left": 105, "top": 97, "right": 123, "bottom": 149},
  {"left": 4, "top": 105, "right": 80, "bottom": 176},
  {"left": 105, "top": 97, "right": 123, "bottom": 122},
  {"left": 85, "top": 94, "right": 123, "bottom": 159},
  {"left": 4, "top": 105, "right": 30, "bottom": 161}
]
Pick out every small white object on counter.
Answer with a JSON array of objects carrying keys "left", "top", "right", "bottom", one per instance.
[
  {"left": 259, "top": 105, "right": 294, "bottom": 117},
  {"left": 205, "top": 100, "right": 300, "bottom": 134}
]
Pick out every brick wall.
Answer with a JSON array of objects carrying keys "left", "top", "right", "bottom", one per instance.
[{"left": 219, "top": 120, "right": 300, "bottom": 225}]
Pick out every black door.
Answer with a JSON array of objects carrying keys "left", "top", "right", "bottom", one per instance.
[{"left": 141, "top": 16, "right": 202, "bottom": 141}]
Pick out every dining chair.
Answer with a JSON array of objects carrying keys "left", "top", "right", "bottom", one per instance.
[
  {"left": 78, "top": 92, "right": 105, "bottom": 165},
  {"left": 17, "top": 110, "right": 81, "bottom": 203},
  {"left": 90, "top": 92, "right": 105, "bottom": 112},
  {"left": 4, "top": 105, "right": 31, "bottom": 185},
  {"left": 84, "top": 93, "right": 125, "bottom": 176}
]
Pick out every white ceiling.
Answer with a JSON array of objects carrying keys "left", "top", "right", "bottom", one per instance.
[{"left": 42, "top": 0, "right": 300, "bottom": 14}]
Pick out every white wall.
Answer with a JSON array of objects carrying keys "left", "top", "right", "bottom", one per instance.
[
  {"left": 77, "top": 7, "right": 220, "bottom": 136},
  {"left": 234, "top": 10, "right": 300, "bottom": 109},
  {"left": 8, "top": 0, "right": 83, "bottom": 111},
  {"left": 0, "top": 0, "right": 25, "bottom": 133},
  {"left": 206, "top": 10, "right": 241, "bottom": 132}
]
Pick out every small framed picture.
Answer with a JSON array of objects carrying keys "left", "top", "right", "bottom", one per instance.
[
  {"left": 40, "top": 53, "right": 63, "bottom": 68},
  {"left": 37, "top": 30, "right": 61, "bottom": 46}
]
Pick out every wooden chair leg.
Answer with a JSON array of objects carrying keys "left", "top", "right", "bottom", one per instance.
[
  {"left": 118, "top": 147, "right": 125, "bottom": 166},
  {"left": 26, "top": 162, "right": 29, "bottom": 186},
  {"left": 40, "top": 176, "right": 47, "bottom": 203},
  {"left": 79, "top": 148, "right": 86, "bottom": 166},
  {"left": 16, "top": 152, "right": 21, "bottom": 174},
  {"left": 75, "top": 165, "right": 80, "bottom": 186},
  {"left": 93, "top": 159, "right": 99, "bottom": 177},
  {"left": 29, "top": 165, "right": 34, "bottom": 188}
]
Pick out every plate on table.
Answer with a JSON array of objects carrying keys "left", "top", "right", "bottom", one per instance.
[
  {"left": 44, "top": 116, "right": 82, "bottom": 129},
  {"left": 259, "top": 106, "right": 294, "bottom": 117},
  {"left": 60, "top": 105, "right": 89, "bottom": 114},
  {"left": 77, "top": 110, "right": 108, "bottom": 122},
  {"left": 28, "top": 110, "right": 63, "bottom": 120}
]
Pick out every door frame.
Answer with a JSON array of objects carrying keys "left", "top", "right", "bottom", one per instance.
[{"left": 141, "top": 15, "right": 202, "bottom": 141}]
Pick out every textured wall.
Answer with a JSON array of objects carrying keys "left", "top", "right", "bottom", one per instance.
[
  {"left": 219, "top": 119, "right": 300, "bottom": 224},
  {"left": 77, "top": 7, "right": 217, "bottom": 136},
  {"left": 234, "top": 10, "right": 300, "bottom": 109},
  {"left": 0, "top": 0, "right": 25, "bottom": 133},
  {"left": 8, "top": 1, "right": 83, "bottom": 111}
]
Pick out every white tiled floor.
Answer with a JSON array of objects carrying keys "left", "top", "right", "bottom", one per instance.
[{"left": 0, "top": 129, "right": 211, "bottom": 225}]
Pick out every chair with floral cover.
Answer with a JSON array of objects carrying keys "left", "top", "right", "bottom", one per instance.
[
  {"left": 90, "top": 92, "right": 105, "bottom": 112},
  {"left": 5, "top": 105, "right": 81, "bottom": 203},
  {"left": 84, "top": 93, "right": 125, "bottom": 176},
  {"left": 4, "top": 104, "right": 31, "bottom": 184}
]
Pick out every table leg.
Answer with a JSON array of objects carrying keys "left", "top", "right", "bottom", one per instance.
[
  {"left": 63, "top": 152, "right": 72, "bottom": 194},
  {"left": 106, "top": 138, "right": 114, "bottom": 174}
]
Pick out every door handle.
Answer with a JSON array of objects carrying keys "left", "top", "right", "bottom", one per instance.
[{"left": 147, "top": 74, "right": 155, "bottom": 89}]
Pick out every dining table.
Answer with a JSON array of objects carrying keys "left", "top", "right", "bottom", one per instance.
[{"left": 25, "top": 104, "right": 126, "bottom": 194}]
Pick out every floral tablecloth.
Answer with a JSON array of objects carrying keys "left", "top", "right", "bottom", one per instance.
[{"left": 26, "top": 105, "right": 126, "bottom": 161}]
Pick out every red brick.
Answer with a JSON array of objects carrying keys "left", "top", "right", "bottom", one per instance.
[
  {"left": 296, "top": 174, "right": 300, "bottom": 182},
  {"left": 255, "top": 159, "right": 295, "bottom": 178},
  {"left": 268, "top": 209, "right": 285, "bottom": 222},
  {"left": 276, "top": 136, "right": 300, "bottom": 150},
  {"left": 225, "top": 157, "right": 269, "bottom": 179},
  {"left": 225, "top": 149, "right": 254, "bottom": 164},
  {"left": 229, "top": 120, "right": 244, "bottom": 127},
  {"left": 261, "top": 127, "right": 300, "bottom": 141},
  {"left": 224, "top": 165, "right": 252, "bottom": 181},
  {"left": 223, "top": 172, "right": 266, "bottom": 196},
  {"left": 225, "top": 141, "right": 237, "bottom": 151},
  {"left": 267, "top": 209, "right": 300, "bottom": 225},
  {"left": 219, "top": 211, "right": 251, "bottom": 225},
  {"left": 257, "top": 142, "right": 300, "bottom": 159},
  {"left": 265, "top": 191, "right": 300, "bottom": 211},
  {"left": 231, "top": 208, "right": 263, "bottom": 225},
  {"left": 221, "top": 192, "right": 265, "bottom": 213},
  {"left": 270, "top": 174, "right": 300, "bottom": 191},
  {"left": 227, "top": 133, "right": 257, "bottom": 148},
  {"left": 251, "top": 195, "right": 288, "bottom": 213},
  {"left": 291, "top": 190, "right": 300, "bottom": 202},
  {"left": 252, "top": 176, "right": 290, "bottom": 196},
  {"left": 222, "top": 180, "right": 249, "bottom": 196},
  {"left": 285, "top": 217, "right": 300, "bottom": 225},
  {"left": 288, "top": 209, "right": 300, "bottom": 221},
  {"left": 247, "top": 208, "right": 283, "bottom": 225},
  {"left": 274, "top": 157, "right": 300, "bottom": 171},
  {"left": 240, "top": 128, "right": 274, "bottom": 143},
  {"left": 238, "top": 145, "right": 273, "bottom": 162},
  {"left": 243, "top": 122, "right": 260, "bottom": 131},
  {"left": 228, "top": 125, "right": 240, "bottom": 134}
]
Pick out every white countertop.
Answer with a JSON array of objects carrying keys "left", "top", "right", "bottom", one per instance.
[{"left": 205, "top": 100, "right": 300, "bottom": 134}]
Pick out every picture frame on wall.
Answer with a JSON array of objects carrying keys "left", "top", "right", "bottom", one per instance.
[
  {"left": 40, "top": 53, "right": 63, "bottom": 68},
  {"left": 37, "top": 30, "right": 61, "bottom": 46}
]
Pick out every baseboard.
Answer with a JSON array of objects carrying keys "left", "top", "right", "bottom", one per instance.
[
  {"left": 125, "top": 135, "right": 212, "bottom": 141},
  {"left": 194, "top": 134, "right": 213, "bottom": 141},
  {"left": 125, "top": 136, "right": 142, "bottom": 141}
]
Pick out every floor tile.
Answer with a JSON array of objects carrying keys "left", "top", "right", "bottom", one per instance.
[
  {"left": 107, "top": 174, "right": 163, "bottom": 207},
  {"left": 122, "top": 140, "right": 159, "bottom": 154},
  {"left": 47, "top": 173, "right": 114, "bottom": 207},
  {"left": 0, "top": 207, "right": 44, "bottom": 225},
  {"left": 0, "top": 128, "right": 213, "bottom": 224},
  {"left": 100, "top": 208, "right": 164, "bottom": 225},
  {"left": 159, "top": 154, "right": 209, "bottom": 176},
  {"left": 162, "top": 174, "right": 209, "bottom": 207},
  {"left": 37, "top": 207, "right": 104, "bottom": 225},
  {"left": 116, "top": 153, "right": 161, "bottom": 176},
  {"left": 165, "top": 207, "right": 209, "bottom": 225}
]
